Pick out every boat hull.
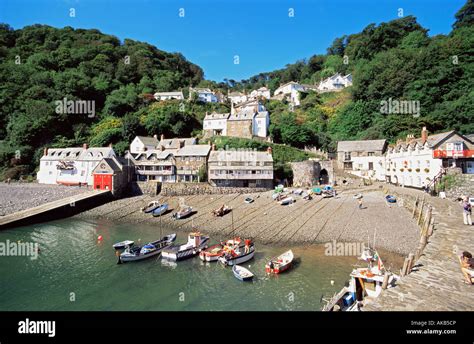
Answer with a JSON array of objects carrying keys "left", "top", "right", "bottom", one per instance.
[
  {"left": 120, "top": 248, "right": 163, "bottom": 262},
  {"left": 232, "top": 266, "right": 254, "bottom": 281},
  {"left": 162, "top": 238, "right": 210, "bottom": 261},
  {"left": 218, "top": 248, "right": 255, "bottom": 266}
]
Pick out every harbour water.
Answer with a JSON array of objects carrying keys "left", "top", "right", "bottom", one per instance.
[{"left": 0, "top": 219, "right": 403, "bottom": 311}]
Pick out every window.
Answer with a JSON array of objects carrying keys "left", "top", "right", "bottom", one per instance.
[
  {"left": 368, "top": 152, "right": 374, "bottom": 156},
  {"left": 344, "top": 152, "right": 351, "bottom": 161}
]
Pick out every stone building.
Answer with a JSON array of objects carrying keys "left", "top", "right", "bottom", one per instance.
[
  {"left": 291, "top": 159, "right": 334, "bottom": 187},
  {"left": 92, "top": 156, "right": 133, "bottom": 196},
  {"left": 175, "top": 144, "right": 211, "bottom": 182}
]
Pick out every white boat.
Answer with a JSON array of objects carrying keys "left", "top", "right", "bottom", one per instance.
[
  {"left": 293, "top": 189, "right": 303, "bottom": 195},
  {"left": 279, "top": 196, "right": 294, "bottom": 205},
  {"left": 353, "top": 193, "right": 363, "bottom": 199},
  {"left": 244, "top": 197, "right": 254, "bottom": 204},
  {"left": 218, "top": 241, "right": 255, "bottom": 266},
  {"left": 199, "top": 238, "right": 242, "bottom": 262},
  {"left": 119, "top": 234, "right": 176, "bottom": 263},
  {"left": 142, "top": 201, "right": 161, "bottom": 213},
  {"left": 232, "top": 265, "right": 254, "bottom": 282},
  {"left": 162, "top": 232, "right": 210, "bottom": 261},
  {"left": 113, "top": 240, "right": 134, "bottom": 250},
  {"left": 172, "top": 206, "right": 193, "bottom": 220},
  {"left": 265, "top": 250, "right": 294, "bottom": 274}
]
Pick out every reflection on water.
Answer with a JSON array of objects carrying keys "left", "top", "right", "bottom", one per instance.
[{"left": 0, "top": 219, "right": 402, "bottom": 311}]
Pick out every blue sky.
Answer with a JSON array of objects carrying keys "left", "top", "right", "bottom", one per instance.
[{"left": 0, "top": 0, "right": 466, "bottom": 82}]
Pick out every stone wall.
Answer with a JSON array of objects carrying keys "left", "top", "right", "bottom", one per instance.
[
  {"left": 130, "top": 181, "right": 162, "bottom": 196},
  {"left": 226, "top": 120, "right": 252, "bottom": 139},
  {"left": 160, "top": 182, "right": 268, "bottom": 196},
  {"left": 291, "top": 159, "right": 334, "bottom": 187},
  {"left": 444, "top": 172, "right": 474, "bottom": 199}
]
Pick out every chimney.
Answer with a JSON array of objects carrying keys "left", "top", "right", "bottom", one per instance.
[
  {"left": 109, "top": 143, "right": 113, "bottom": 148},
  {"left": 421, "top": 127, "right": 428, "bottom": 144},
  {"left": 267, "top": 146, "right": 273, "bottom": 155},
  {"left": 211, "top": 144, "right": 216, "bottom": 151},
  {"left": 160, "top": 134, "right": 164, "bottom": 141},
  {"left": 83, "top": 143, "right": 88, "bottom": 150},
  {"left": 43, "top": 147, "right": 48, "bottom": 156},
  {"left": 153, "top": 134, "right": 158, "bottom": 140},
  {"left": 179, "top": 140, "right": 185, "bottom": 149},
  {"left": 159, "top": 145, "right": 164, "bottom": 151}
]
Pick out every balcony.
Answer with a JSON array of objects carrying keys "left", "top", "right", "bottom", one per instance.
[
  {"left": 209, "top": 172, "right": 273, "bottom": 180},
  {"left": 433, "top": 149, "right": 474, "bottom": 158}
]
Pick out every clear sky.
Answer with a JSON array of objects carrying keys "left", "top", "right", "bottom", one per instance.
[{"left": 0, "top": 0, "right": 466, "bottom": 82}]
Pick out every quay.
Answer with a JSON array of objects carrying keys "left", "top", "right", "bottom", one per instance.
[
  {"left": 0, "top": 190, "right": 112, "bottom": 230},
  {"left": 364, "top": 185, "right": 474, "bottom": 311}
]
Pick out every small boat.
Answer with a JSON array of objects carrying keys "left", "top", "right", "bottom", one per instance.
[
  {"left": 212, "top": 204, "right": 231, "bottom": 217},
  {"left": 293, "top": 189, "right": 303, "bottom": 195},
  {"left": 279, "top": 196, "right": 294, "bottom": 205},
  {"left": 266, "top": 250, "right": 294, "bottom": 274},
  {"left": 301, "top": 192, "right": 312, "bottom": 200},
  {"left": 313, "top": 187, "right": 322, "bottom": 195},
  {"left": 272, "top": 192, "right": 282, "bottom": 200},
  {"left": 152, "top": 203, "right": 169, "bottom": 217},
  {"left": 113, "top": 240, "right": 134, "bottom": 250},
  {"left": 322, "top": 191, "right": 334, "bottom": 198},
  {"left": 218, "top": 240, "right": 255, "bottom": 266},
  {"left": 385, "top": 195, "right": 397, "bottom": 203},
  {"left": 353, "top": 193, "right": 363, "bottom": 199},
  {"left": 232, "top": 265, "right": 254, "bottom": 282},
  {"left": 119, "top": 234, "right": 176, "bottom": 263},
  {"left": 142, "top": 201, "right": 161, "bottom": 213},
  {"left": 172, "top": 205, "right": 193, "bottom": 219},
  {"left": 162, "top": 232, "right": 210, "bottom": 261},
  {"left": 199, "top": 238, "right": 242, "bottom": 262},
  {"left": 244, "top": 197, "right": 254, "bottom": 204}
]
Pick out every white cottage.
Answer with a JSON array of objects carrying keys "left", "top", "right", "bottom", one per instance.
[
  {"left": 203, "top": 112, "right": 230, "bottom": 137},
  {"left": 250, "top": 87, "right": 271, "bottom": 100},
  {"left": 189, "top": 87, "right": 218, "bottom": 103},
  {"left": 273, "top": 81, "right": 307, "bottom": 106},
  {"left": 129, "top": 135, "right": 159, "bottom": 155},
  {"left": 228, "top": 91, "right": 248, "bottom": 104},
  {"left": 153, "top": 91, "right": 184, "bottom": 101},
  {"left": 318, "top": 73, "right": 352, "bottom": 92},
  {"left": 37, "top": 144, "right": 116, "bottom": 186}
]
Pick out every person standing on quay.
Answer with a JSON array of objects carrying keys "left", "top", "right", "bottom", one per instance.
[{"left": 462, "top": 196, "right": 472, "bottom": 226}]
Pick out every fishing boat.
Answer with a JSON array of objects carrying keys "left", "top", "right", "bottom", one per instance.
[
  {"left": 353, "top": 193, "right": 363, "bottom": 199},
  {"left": 161, "top": 232, "right": 210, "bottom": 261},
  {"left": 199, "top": 238, "right": 242, "bottom": 262},
  {"left": 244, "top": 197, "right": 254, "bottom": 204},
  {"left": 152, "top": 203, "right": 169, "bottom": 217},
  {"left": 385, "top": 195, "right": 397, "bottom": 203},
  {"left": 279, "top": 196, "right": 294, "bottom": 205},
  {"left": 322, "top": 247, "right": 399, "bottom": 311},
  {"left": 265, "top": 250, "right": 294, "bottom": 274},
  {"left": 141, "top": 201, "right": 161, "bottom": 213},
  {"left": 232, "top": 265, "right": 254, "bottom": 282},
  {"left": 172, "top": 205, "right": 193, "bottom": 219},
  {"left": 118, "top": 234, "right": 176, "bottom": 263},
  {"left": 212, "top": 204, "right": 231, "bottom": 217},
  {"left": 112, "top": 240, "right": 134, "bottom": 250},
  {"left": 218, "top": 240, "right": 255, "bottom": 266}
]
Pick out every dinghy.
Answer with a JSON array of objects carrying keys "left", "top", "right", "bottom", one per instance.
[
  {"left": 301, "top": 192, "right": 312, "bottom": 200},
  {"left": 113, "top": 240, "right": 134, "bottom": 250},
  {"left": 212, "top": 204, "right": 230, "bottom": 217},
  {"left": 199, "top": 238, "right": 242, "bottom": 262},
  {"left": 172, "top": 206, "right": 193, "bottom": 219},
  {"left": 119, "top": 234, "right": 176, "bottom": 263},
  {"left": 313, "top": 187, "right": 322, "bottom": 195},
  {"left": 232, "top": 265, "right": 254, "bottom": 282},
  {"left": 218, "top": 240, "right": 255, "bottom": 266},
  {"left": 152, "top": 203, "right": 169, "bottom": 217},
  {"left": 279, "top": 196, "right": 294, "bottom": 205},
  {"left": 244, "top": 197, "right": 254, "bottom": 204},
  {"left": 162, "top": 232, "right": 210, "bottom": 261},
  {"left": 142, "top": 201, "right": 161, "bottom": 213},
  {"left": 385, "top": 195, "right": 397, "bottom": 203},
  {"left": 293, "top": 189, "right": 303, "bottom": 195},
  {"left": 265, "top": 250, "right": 294, "bottom": 274},
  {"left": 353, "top": 193, "right": 363, "bottom": 199}
]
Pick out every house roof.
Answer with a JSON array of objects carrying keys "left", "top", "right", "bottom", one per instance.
[
  {"left": 136, "top": 136, "right": 159, "bottom": 146},
  {"left": 229, "top": 108, "right": 256, "bottom": 121},
  {"left": 208, "top": 150, "right": 273, "bottom": 163},
  {"left": 204, "top": 112, "right": 230, "bottom": 120},
  {"left": 175, "top": 144, "right": 211, "bottom": 157},
  {"left": 134, "top": 149, "right": 176, "bottom": 160},
  {"left": 41, "top": 147, "right": 115, "bottom": 161},
  {"left": 159, "top": 138, "right": 196, "bottom": 150},
  {"left": 337, "top": 139, "right": 387, "bottom": 152}
]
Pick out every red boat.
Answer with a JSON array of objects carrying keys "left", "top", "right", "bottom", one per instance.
[
  {"left": 265, "top": 250, "right": 294, "bottom": 274},
  {"left": 199, "top": 238, "right": 242, "bottom": 262}
]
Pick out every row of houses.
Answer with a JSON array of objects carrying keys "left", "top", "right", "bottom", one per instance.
[
  {"left": 36, "top": 135, "right": 275, "bottom": 194},
  {"left": 336, "top": 127, "right": 474, "bottom": 189},
  {"left": 152, "top": 73, "right": 353, "bottom": 106}
]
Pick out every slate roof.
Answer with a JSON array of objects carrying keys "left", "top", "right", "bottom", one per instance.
[{"left": 337, "top": 139, "right": 387, "bottom": 152}]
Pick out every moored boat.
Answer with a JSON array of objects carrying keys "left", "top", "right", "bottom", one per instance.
[
  {"left": 152, "top": 203, "right": 169, "bottom": 217},
  {"left": 279, "top": 196, "right": 294, "bottom": 205},
  {"left": 172, "top": 205, "right": 193, "bottom": 219},
  {"left": 232, "top": 265, "right": 254, "bottom": 282},
  {"left": 244, "top": 197, "right": 254, "bottom": 204},
  {"left": 142, "top": 201, "right": 161, "bottom": 213},
  {"left": 162, "top": 232, "right": 210, "bottom": 261},
  {"left": 119, "top": 234, "right": 176, "bottom": 263},
  {"left": 385, "top": 195, "right": 397, "bottom": 203},
  {"left": 265, "top": 250, "right": 294, "bottom": 274},
  {"left": 218, "top": 240, "right": 255, "bottom": 266},
  {"left": 199, "top": 238, "right": 242, "bottom": 262},
  {"left": 113, "top": 240, "right": 134, "bottom": 250}
]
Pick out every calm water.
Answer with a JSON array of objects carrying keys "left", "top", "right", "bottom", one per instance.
[{"left": 0, "top": 218, "right": 396, "bottom": 311}]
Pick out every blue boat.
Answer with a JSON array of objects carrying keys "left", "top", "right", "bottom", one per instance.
[
  {"left": 385, "top": 195, "right": 397, "bottom": 203},
  {"left": 152, "top": 203, "right": 169, "bottom": 217}
]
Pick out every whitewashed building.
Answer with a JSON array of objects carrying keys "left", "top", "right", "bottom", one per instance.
[
  {"left": 203, "top": 112, "right": 230, "bottom": 137},
  {"left": 37, "top": 144, "right": 116, "bottom": 186},
  {"left": 318, "top": 73, "right": 352, "bottom": 92},
  {"left": 337, "top": 139, "right": 388, "bottom": 181},
  {"left": 189, "top": 87, "right": 218, "bottom": 103},
  {"left": 273, "top": 81, "right": 307, "bottom": 106},
  {"left": 228, "top": 91, "right": 247, "bottom": 104},
  {"left": 153, "top": 91, "right": 184, "bottom": 101},
  {"left": 130, "top": 135, "right": 159, "bottom": 155},
  {"left": 250, "top": 87, "right": 271, "bottom": 100}
]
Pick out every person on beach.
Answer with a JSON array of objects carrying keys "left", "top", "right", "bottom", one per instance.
[
  {"left": 460, "top": 251, "right": 474, "bottom": 285},
  {"left": 461, "top": 197, "right": 472, "bottom": 225},
  {"left": 358, "top": 198, "right": 363, "bottom": 209}
]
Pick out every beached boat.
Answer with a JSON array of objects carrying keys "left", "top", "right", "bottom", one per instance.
[
  {"left": 212, "top": 204, "right": 231, "bottom": 217},
  {"left": 293, "top": 189, "right": 303, "bottom": 195},
  {"left": 142, "top": 201, "right": 161, "bottom": 213},
  {"left": 119, "top": 234, "right": 176, "bottom": 263},
  {"left": 279, "top": 196, "right": 294, "bottom": 205},
  {"left": 385, "top": 195, "right": 397, "bottom": 203},
  {"left": 113, "top": 240, "right": 134, "bottom": 250},
  {"left": 322, "top": 248, "right": 399, "bottom": 311},
  {"left": 199, "top": 238, "right": 242, "bottom": 262},
  {"left": 265, "top": 250, "right": 294, "bottom": 274},
  {"left": 322, "top": 191, "right": 334, "bottom": 198},
  {"left": 232, "top": 265, "right": 254, "bottom": 282},
  {"left": 152, "top": 203, "right": 169, "bottom": 217},
  {"left": 172, "top": 206, "right": 193, "bottom": 220},
  {"left": 312, "top": 187, "right": 322, "bottom": 195},
  {"left": 162, "top": 232, "right": 210, "bottom": 261},
  {"left": 244, "top": 197, "right": 254, "bottom": 204},
  {"left": 353, "top": 193, "right": 363, "bottom": 199},
  {"left": 218, "top": 240, "right": 255, "bottom": 266},
  {"left": 301, "top": 192, "right": 312, "bottom": 200}
]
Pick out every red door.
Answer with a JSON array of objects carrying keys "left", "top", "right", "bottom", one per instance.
[{"left": 93, "top": 174, "right": 113, "bottom": 191}]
